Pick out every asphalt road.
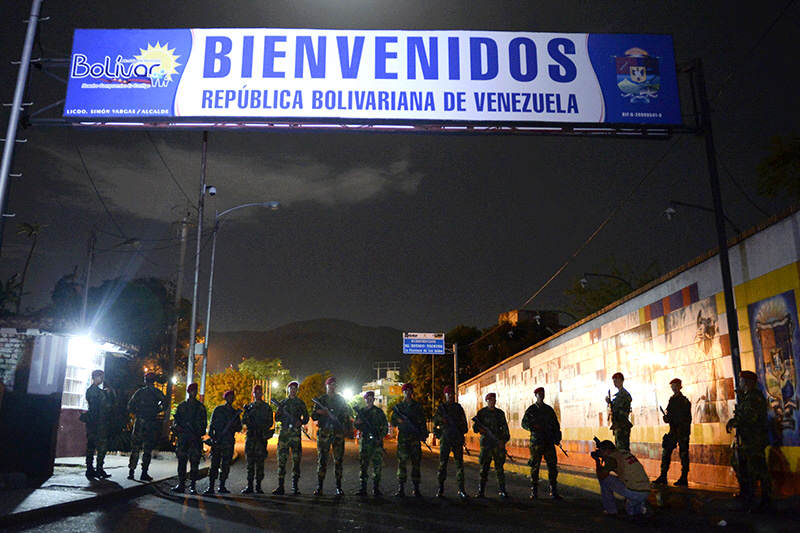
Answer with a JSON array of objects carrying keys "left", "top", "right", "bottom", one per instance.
[{"left": 5, "top": 440, "right": 797, "bottom": 533}]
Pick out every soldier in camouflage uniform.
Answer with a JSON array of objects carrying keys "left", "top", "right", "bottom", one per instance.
[
  {"left": 391, "top": 383, "right": 428, "bottom": 497},
  {"left": 273, "top": 381, "right": 308, "bottom": 495},
  {"left": 473, "top": 392, "right": 511, "bottom": 498},
  {"left": 521, "top": 386, "right": 562, "bottom": 500},
  {"left": 606, "top": 372, "right": 633, "bottom": 451},
  {"left": 432, "top": 385, "right": 468, "bottom": 499},
  {"left": 171, "top": 382, "right": 207, "bottom": 494},
  {"left": 84, "top": 369, "right": 114, "bottom": 479},
  {"left": 127, "top": 372, "right": 167, "bottom": 481},
  {"left": 726, "top": 370, "right": 772, "bottom": 512},
  {"left": 654, "top": 378, "right": 692, "bottom": 486},
  {"left": 241, "top": 384, "right": 274, "bottom": 494},
  {"left": 354, "top": 390, "right": 388, "bottom": 496},
  {"left": 311, "top": 376, "right": 351, "bottom": 496},
  {"left": 204, "top": 390, "right": 242, "bottom": 495}
]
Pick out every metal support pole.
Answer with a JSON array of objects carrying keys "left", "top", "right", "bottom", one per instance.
[
  {"left": 81, "top": 229, "right": 96, "bottom": 329},
  {"left": 696, "top": 59, "right": 741, "bottom": 389},
  {"left": 0, "top": 0, "right": 43, "bottom": 255},
  {"left": 165, "top": 215, "right": 188, "bottom": 415},
  {"left": 453, "top": 343, "right": 458, "bottom": 402},
  {"left": 431, "top": 352, "right": 435, "bottom": 415},
  {"left": 187, "top": 131, "right": 208, "bottom": 384},
  {"left": 200, "top": 215, "right": 219, "bottom": 398}
]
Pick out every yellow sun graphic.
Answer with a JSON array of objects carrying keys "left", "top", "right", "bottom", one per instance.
[{"left": 134, "top": 42, "right": 181, "bottom": 82}]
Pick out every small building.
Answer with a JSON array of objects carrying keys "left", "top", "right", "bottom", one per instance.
[{"left": 361, "top": 368, "right": 402, "bottom": 413}]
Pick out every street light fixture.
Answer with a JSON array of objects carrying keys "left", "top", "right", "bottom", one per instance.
[
  {"left": 579, "top": 272, "right": 634, "bottom": 291},
  {"left": 198, "top": 200, "right": 280, "bottom": 397},
  {"left": 664, "top": 199, "right": 742, "bottom": 234}
]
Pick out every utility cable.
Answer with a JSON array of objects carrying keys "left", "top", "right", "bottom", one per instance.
[
  {"left": 145, "top": 131, "right": 194, "bottom": 208},
  {"left": 74, "top": 141, "right": 127, "bottom": 239}
]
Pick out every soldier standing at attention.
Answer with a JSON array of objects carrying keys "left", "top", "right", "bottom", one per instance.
[
  {"left": 432, "top": 385, "right": 468, "bottom": 499},
  {"left": 606, "top": 372, "right": 633, "bottom": 451},
  {"left": 473, "top": 392, "right": 511, "bottom": 498},
  {"left": 521, "top": 387, "right": 562, "bottom": 500},
  {"left": 390, "top": 383, "right": 428, "bottom": 497},
  {"left": 127, "top": 372, "right": 167, "bottom": 481},
  {"left": 242, "top": 384, "right": 273, "bottom": 494},
  {"left": 354, "top": 390, "right": 389, "bottom": 496},
  {"left": 311, "top": 376, "right": 352, "bottom": 496},
  {"left": 273, "top": 381, "right": 308, "bottom": 495},
  {"left": 204, "top": 390, "right": 242, "bottom": 495},
  {"left": 726, "top": 370, "right": 772, "bottom": 512},
  {"left": 171, "top": 382, "right": 207, "bottom": 494},
  {"left": 84, "top": 369, "right": 114, "bottom": 479},
  {"left": 654, "top": 378, "right": 692, "bottom": 486}
]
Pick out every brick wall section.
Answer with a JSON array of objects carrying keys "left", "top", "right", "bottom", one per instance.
[{"left": 0, "top": 332, "right": 27, "bottom": 391}]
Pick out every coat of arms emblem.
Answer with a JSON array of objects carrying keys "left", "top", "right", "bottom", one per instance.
[{"left": 615, "top": 47, "right": 660, "bottom": 103}]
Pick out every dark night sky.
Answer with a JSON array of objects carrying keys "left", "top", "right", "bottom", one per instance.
[{"left": 0, "top": 1, "right": 797, "bottom": 334}]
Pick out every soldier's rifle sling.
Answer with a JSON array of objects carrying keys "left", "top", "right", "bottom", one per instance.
[{"left": 394, "top": 406, "right": 433, "bottom": 452}]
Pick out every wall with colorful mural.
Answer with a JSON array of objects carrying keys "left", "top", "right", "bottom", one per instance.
[{"left": 459, "top": 209, "right": 800, "bottom": 494}]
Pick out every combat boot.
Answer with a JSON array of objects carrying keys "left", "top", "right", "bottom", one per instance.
[
  {"left": 436, "top": 481, "right": 445, "bottom": 498},
  {"left": 255, "top": 480, "right": 264, "bottom": 494},
  {"left": 335, "top": 477, "right": 344, "bottom": 496},
  {"left": 653, "top": 474, "right": 668, "bottom": 485},
  {"left": 674, "top": 474, "right": 688, "bottom": 487},
  {"left": 95, "top": 468, "right": 111, "bottom": 479},
  {"left": 273, "top": 477, "right": 285, "bottom": 495},
  {"left": 395, "top": 482, "right": 405, "bottom": 498},
  {"left": 218, "top": 480, "right": 230, "bottom": 494},
  {"left": 356, "top": 480, "right": 368, "bottom": 496},
  {"left": 373, "top": 480, "right": 382, "bottom": 497},
  {"left": 171, "top": 479, "right": 186, "bottom": 493},
  {"left": 498, "top": 482, "right": 508, "bottom": 499},
  {"left": 85, "top": 465, "right": 96, "bottom": 479},
  {"left": 140, "top": 470, "right": 153, "bottom": 482},
  {"left": 313, "top": 479, "right": 324, "bottom": 496},
  {"left": 188, "top": 480, "right": 197, "bottom": 495},
  {"left": 550, "top": 483, "right": 562, "bottom": 500},
  {"left": 203, "top": 479, "right": 216, "bottom": 495},
  {"left": 530, "top": 483, "right": 538, "bottom": 500},
  {"left": 412, "top": 482, "right": 422, "bottom": 498},
  {"left": 291, "top": 476, "right": 300, "bottom": 495},
  {"left": 127, "top": 468, "right": 136, "bottom": 480},
  {"left": 475, "top": 479, "right": 486, "bottom": 498},
  {"left": 241, "top": 481, "right": 254, "bottom": 494}
]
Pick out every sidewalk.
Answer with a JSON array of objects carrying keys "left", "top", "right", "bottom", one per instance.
[{"left": 0, "top": 452, "right": 210, "bottom": 528}]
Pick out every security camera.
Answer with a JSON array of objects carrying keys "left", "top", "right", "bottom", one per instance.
[{"left": 206, "top": 185, "right": 217, "bottom": 196}]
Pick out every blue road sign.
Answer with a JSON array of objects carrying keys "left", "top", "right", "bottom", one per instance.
[{"left": 403, "top": 332, "right": 445, "bottom": 355}]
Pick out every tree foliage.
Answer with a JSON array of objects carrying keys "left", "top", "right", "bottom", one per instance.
[
  {"left": 238, "top": 357, "right": 294, "bottom": 401},
  {"left": 757, "top": 134, "right": 800, "bottom": 201},
  {"left": 297, "top": 371, "right": 331, "bottom": 412},
  {"left": 204, "top": 367, "right": 254, "bottom": 414}
]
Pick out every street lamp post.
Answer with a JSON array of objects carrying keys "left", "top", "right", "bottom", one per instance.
[
  {"left": 199, "top": 201, "right": 280, "bottom": 398},
  {"left": 579, "top": 272, "right": 633, "bottom": 291}
]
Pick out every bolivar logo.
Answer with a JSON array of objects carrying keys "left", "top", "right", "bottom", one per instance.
[{"left": 70, "top": 42, "right": 181, "bottom": 87}]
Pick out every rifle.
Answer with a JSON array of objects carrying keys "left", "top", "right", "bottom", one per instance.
[
  {"left": 312, "top": 397, "right": 345, "bottom": 432},
  {"left": 203, "top": 407, "right": 242, "bottom": 448},
  {"left": 393, "top": 405, "right": 433, "bottom": 452},
  {"left": 271, "top": 398, "right": 315, "bottom": 442},
  {"left": 557, "top": 443, "right": 569, "bottom": 457},
  {"left": 354, "top": 406, "right": 388, "bottom": 457},
  {"left": 437, "top": 405, "right": 470, "bottom": 456},
  {"left": 471, "top": 415, "right": 517, "bottom": 463}
]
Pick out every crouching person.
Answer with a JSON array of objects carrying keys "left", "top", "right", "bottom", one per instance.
[{"left": 593, "top": 439, "right": 650, "bottom": 517}]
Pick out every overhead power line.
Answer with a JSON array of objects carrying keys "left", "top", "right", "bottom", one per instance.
[{"left": 145, "top": 131, "right": 194, "bottom": 207}]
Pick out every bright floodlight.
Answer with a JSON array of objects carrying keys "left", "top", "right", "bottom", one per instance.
[
  {"left": 342, "top": 387, "right": 354, "bottom": 400},
  {"left": 171, "top": 376, "right": 178, "bottom": 384},
  {"left": 271, "top": 380, "right": 279, "bottom": 388},
  {"left": 67, "top": 335, "right": 100, "bottom": 368}
]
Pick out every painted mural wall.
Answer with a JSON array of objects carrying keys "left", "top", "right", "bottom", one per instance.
[{"left": 459, "top": 210, "right": 800, "bottom": 494}]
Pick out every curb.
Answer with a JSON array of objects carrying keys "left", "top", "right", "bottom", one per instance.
[{"left": 0, "top": 452, "right": 240, "bottom": 528}]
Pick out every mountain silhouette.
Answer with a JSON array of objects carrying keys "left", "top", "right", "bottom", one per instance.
[{"left": 208, "top": 319, "right": 407, "bottom": 387}]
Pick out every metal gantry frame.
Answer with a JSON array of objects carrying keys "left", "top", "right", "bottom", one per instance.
[{"left": 0, "top": 5, "right": 741, "bottom": 395}]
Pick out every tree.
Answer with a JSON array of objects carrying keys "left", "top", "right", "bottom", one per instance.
[
  {"left": 757, "top": 134, "right": 800, "bottom": 201},
  {"left": 0, "top": 274, "right": 21, "bottom": 317},
  {"left": 238, "top": 357, "right": 294, "bottom": 401},
  {"left": 204, "top": 367, "right": 254, "bottom": 414},
  {"left": 297, "top": 371, "right": 331, "bottom": 412},
  {"left": 15, "top": 222, "right": 46, "bottom": 314}
]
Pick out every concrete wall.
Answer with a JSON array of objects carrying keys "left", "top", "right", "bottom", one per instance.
[
  {"left": 459, "top": 210, "right": 800, "bottom": 494},
  {"left": 0, "top": 330, "right": 28, "bottom": 392}
]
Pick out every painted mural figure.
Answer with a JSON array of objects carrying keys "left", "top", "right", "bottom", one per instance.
[
  {"left": 391, "top": 382, "right": 427, "bottom": 497},
  {"left": 521, "top": 386, "right": 562, "bottom": 500},
  {"left": 83, "top": 369, "right": 114, "bottom": 479},
  {"left": 606, "top": 372, "right": 633, "bottom": 451},
  {"left": 472, "top": 392, "right": 510, "bottom": 498},
  {"left": 654, "top": 378, "right": 692, "bottom": 486},
  {"left": 241, "top": 383, "right": 274, "bottom": 494},
  {"left": 170, "top": 382, "right": 207, "bottom": 494},
  {"left": 127, "top": 372, "right": 167, "bottom": 481},
  {"left": 432, "top": 385, "right": 468, "bottom": 500},
  {"left": 726, "top": 370, "right": 772, "bottom": 512}
]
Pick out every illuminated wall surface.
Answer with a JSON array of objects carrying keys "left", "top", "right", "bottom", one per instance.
[{"left": 459, "top": 210, "right": 800, "bottom": 494}]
